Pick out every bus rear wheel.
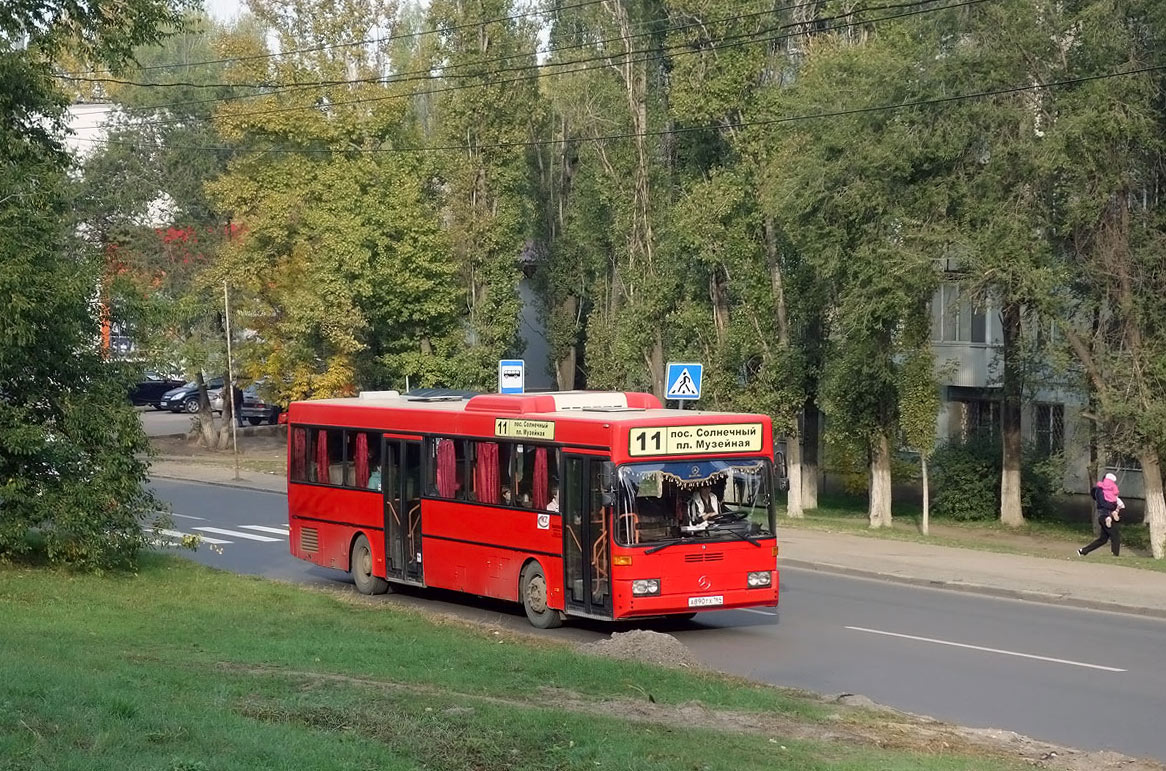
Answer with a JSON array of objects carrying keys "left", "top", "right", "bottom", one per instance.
[
  {"left": 521, "top": 562, "right": 562, "bottom": 629},
  {"left": 351, "top": 534, "right": 389, "bottom": 595}
]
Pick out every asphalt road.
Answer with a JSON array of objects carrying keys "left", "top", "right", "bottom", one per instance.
[
  {"left": 151, "top": 477, "right": 1166, "bottom": 762},
  {"left": 139, "top": 406, "right": 199, "bottom": 437}
]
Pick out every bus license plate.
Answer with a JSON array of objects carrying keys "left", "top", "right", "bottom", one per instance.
[{"left": 688, "top": 595, "right": 723, "bottom": 608}]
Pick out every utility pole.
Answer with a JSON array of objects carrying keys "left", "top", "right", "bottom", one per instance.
[{"left": 224, "top": 280, "right": 240, "bottom": 481}]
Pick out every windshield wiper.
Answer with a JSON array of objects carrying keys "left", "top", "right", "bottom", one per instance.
[
  {"left": 646, "top": 539, "right": 689, "bottom": 555},
  {"left": 708, "top": 522, "right": 762, "bottom": 547}
]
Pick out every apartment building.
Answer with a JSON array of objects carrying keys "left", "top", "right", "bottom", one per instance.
[{"left": 929, "top": 283, "right": 1144, "bottom": 498}]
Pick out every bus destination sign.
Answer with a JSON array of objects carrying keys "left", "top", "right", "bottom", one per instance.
[
  {"left": 628, "top": 423, "right": 763, "bottom": 457},
  {"left": 495, "top": 418, "right": 556, "bottom": 441}
]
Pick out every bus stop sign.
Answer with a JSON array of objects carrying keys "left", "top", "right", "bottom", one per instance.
[
  {"left": 665, "top": 362, "right": 702, "bottom": 400},
  {"left": 498, "top": 359, "right": 525, "bottom": 394}
]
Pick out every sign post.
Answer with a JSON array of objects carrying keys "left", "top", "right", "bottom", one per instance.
[{"left": 498, "top": 359, "right": 525, "bottom": 394}]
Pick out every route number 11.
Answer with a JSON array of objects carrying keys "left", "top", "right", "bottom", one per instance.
[{"left": 629, "top": 428, "right": 664, "bottom": 456}]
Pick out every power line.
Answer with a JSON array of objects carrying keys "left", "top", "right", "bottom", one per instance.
[
  {"left": 56, "top": 0, "right": 814, "bottom": 92},
  {"left": 70, "top": 64, "right": 1166, "bottom": 156},
  {"left": 115, "top": 0, "right": 990, "bottom": 130},
  {"left": 56, "top": 0, "right": 946, "bottom": 100},
  {"left": 58, "top": 0, "right": 615, "bottom": 77}
]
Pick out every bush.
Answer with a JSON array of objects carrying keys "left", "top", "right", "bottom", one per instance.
[
  {"left": 931, "top": 438, "right": 1065, "bottom": 522},
  {"left": 931, "top": 438, "right": 999, "bottom": 521}
]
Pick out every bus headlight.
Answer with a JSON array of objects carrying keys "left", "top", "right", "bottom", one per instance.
[
  {"left": 632, "top": 578, "right": 661, "bottom": 596},
  {"left": 747, "top": 571, "right": 772, "bottom": 588}
]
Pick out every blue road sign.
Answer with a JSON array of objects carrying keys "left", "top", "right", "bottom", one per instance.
[
  {"left": 498, "top": 359, "right": 525, "bottom": 394},
  {"left": 665, "top": 362, "right": 702, "bottom": 400}
]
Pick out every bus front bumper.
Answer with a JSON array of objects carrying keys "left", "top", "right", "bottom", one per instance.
[{"left": 613, "top": 573, "right": 780, "bottom": 618}]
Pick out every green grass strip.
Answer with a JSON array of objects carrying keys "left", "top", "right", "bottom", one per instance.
[{"left": 0, "top": 555, "right": 1027, "bottom": 770}]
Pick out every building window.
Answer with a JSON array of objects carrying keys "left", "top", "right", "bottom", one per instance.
[
  {"left": 932, "top": 283, "right": 988, "bottom": 343},
  {"left": 1034, "top": 404, "right": 1064, "bottom": 456},
  {"left": 963, "top": 399, "right": 999, "bottom": 441}
]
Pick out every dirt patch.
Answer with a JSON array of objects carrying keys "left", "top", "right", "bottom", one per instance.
[
  {"left": 576, "top": 629, "right": 706, "bottom": 670},
  {"left": 220, "top": 662, "right": 1164, "bottom": 771}
]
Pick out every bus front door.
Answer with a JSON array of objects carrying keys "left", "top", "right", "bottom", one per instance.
[
  {"left": 562, "top": 454, "right": 611, "bottom": 618},
  {"left": 383, "top": 438, "right": 424, "bottom": 585}
]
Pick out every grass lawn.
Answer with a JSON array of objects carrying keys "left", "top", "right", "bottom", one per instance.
[
  {"left": 0, "top": 556, "right": 1033, "bottom": 771},
  {"left": 777, "top": 494, "right": 1166, "bottom": 573}
]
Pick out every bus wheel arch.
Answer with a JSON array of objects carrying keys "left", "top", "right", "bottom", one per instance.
[
  {"left": 350, "top": 532, "right": 390, "bottom": 595},
  {"left": 519, "top": 559, "right": 562, "bottom": 629}
]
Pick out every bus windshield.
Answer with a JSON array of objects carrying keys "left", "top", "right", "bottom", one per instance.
[{"left": 615, "top": 459, "right": 774, "bottom": 547}]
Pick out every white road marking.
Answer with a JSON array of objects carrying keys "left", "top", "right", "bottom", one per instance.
[
  {"left": 193, "top": 526, "right": 282, "bottom": 543},
  {"left": 844, "top": 626, "right": 1126, "bottom": 672},
  {"left": 170, "top": 513, "right": 207, "bottom": 521},
  {"left": 239, "top": 525, "right": 290, "bottom": 536},
  {"left": 739, "top": 608, "right": 777, "bottom": 616},
  {"left": 158, "top": 528, "right": 231, "bottom": 545}
]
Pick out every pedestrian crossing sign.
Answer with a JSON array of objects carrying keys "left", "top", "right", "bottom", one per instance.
[{"left": 665, "top": 362, "right": 702, "bottom": 400}]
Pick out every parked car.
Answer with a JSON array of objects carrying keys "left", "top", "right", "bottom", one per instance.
[
  {"left": 158, "top": 378, "right": 224, "bottom": 414},
  {"left": 129, "top": 372, "right": 185, "bottom": 409},
  {"left": 209, "top": 382, "right": 283, "bottom": 425},
  {"left": 241, "top": 384, "right": 283, "bottom": 425}
]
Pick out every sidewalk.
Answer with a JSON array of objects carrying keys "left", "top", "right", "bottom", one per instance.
[
  {"left": 150, "top": 459, "right": 286, "bottom": 494},
  {"left": 148, "top": 461, "right": 1166, "bottom": 619}
]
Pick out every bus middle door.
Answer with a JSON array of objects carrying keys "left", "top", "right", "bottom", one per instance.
[
  {"left": 383, "top": 437, "right": 424, "bottom": 585},
  {"left": 562, "top": 454, "right": 611, "bottom": 618}
]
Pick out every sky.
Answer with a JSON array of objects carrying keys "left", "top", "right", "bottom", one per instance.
[{"left": 204, "top": 0, "right": 244, "bottom": 23}]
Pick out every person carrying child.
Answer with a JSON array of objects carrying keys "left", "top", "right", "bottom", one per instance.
[{"left": 1078, "top": 472, "right": 1125, "bottom": 557}]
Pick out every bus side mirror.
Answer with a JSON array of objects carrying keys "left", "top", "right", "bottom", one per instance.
[
  {"left": 775, "top": 451, "right": 789, "bottom": 491},
  {"left": 601, "top": 461, "right": 617, "bottom": 505}
]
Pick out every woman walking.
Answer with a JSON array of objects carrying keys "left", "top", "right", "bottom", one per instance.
[{"left": 1078, "top": 472, "right": 1124, "bottom": 557}]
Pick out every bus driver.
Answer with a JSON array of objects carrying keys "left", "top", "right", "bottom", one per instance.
[{"left": 685, "top": 484, "right": 720, "bottom": 531}]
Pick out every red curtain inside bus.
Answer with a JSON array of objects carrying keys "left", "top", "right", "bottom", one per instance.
[
  {"left": 355, "top": 432, "right": 369, "bottom": 488},
  {"left": 292, "top": 428, "right": 306, "bottom": 480},
  {"left": 532, "top": 447, "right": 549, "bottom": 509},
  {"left": 436, "top": 439, "right": 457, "bottom": 498},
  {"left": 316, "top": 429, "right": 328, "bottom": 483},
  {"left": 475, "top": 442, "right": 501, "bottom": 504}
]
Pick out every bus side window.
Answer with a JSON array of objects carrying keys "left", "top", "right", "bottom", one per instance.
[
  {"left": 324, "top": 429, "right": 345, "bottom": 485},
  {"left": 290, "top": 426, "right": 309, "bottom": 482},
  {"left": 429, "top": 437, "right": 468, "bottom": 500}
]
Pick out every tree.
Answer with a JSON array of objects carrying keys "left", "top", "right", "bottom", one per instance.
[
  {"left": 899, "top": 323, "right": 942, "bottom": 536},
  {"left": 424, "top": 0, "right": 542, "bottom": 389},
  {"left": 77, "top": 13, "right": 245, "bottom": 448},
  {"left": 0, "top": 0, "right": 190, "bottom": 569},
  {"left": 209, "top": 0, "right": 461, "bottom": 401},
  {"left": 1048, "top": 0, "right": 1166, "bottom": 557}
]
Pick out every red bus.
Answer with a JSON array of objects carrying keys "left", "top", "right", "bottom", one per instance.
[{"left": 286, "top": 390, "right": 779, "bottom": 627}]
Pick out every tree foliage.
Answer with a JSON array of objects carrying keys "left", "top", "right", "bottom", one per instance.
[{"left": 1, "top": 0, "right": 189, "bottom": 569}]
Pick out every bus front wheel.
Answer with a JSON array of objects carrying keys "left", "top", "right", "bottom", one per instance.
[
  {"left": 521, "top": 562, "right": 562, "bottom": 629},
  {"left": 351, "top": 534, "right": 389, "bottom": 595}
]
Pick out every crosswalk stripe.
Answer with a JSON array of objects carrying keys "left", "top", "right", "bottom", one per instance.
[
  {"left": 239, "top": 525, "right": 290, "bottom": 536},
  {"left": 171, "top": 512, "right": 207, "bottom": 521},
  {"left": 158, "top": 528, "right": 232, "bottom": 545},
  {"left": 193, "top": 526, "right": 282, "bottom": 542}
]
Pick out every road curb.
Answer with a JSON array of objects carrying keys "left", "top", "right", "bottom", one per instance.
[
  {"left": 781, "top": 558, "right": 1166, "bottom": 620},
  {"left": 148, "top": 472, "right": 286, "bottom": 495}
]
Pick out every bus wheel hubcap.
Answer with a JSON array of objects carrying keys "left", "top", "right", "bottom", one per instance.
[
  {"left": 527, "top": 576, "right": 547, "bottom": 613},
  {"left": 360, "top": 550, "right": 371, "bottom": 575}
]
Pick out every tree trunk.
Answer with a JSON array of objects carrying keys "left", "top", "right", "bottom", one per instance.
[
  {"left": 555, "top": 294, "right": 578, "bottom": 390},
  {"left": 786, "top": 425, "right": 804, "bottom": 518},
  {"left": 193, "top": 374, "right": 217, "bottom": 448},
  {"left": 1140, "top": 450, "right": 1166, "bottom": 559},
  {"left": 869, "top": 431, "right": 893, "bottom": 528},
  {"left": 921, "top": 454, "right": 930, "bottom": 536},
  {"left": 650, "top": 329, "right": 664, "bottom": 400},
  {"left": 999, "top": 301, "right": 1025, "bottom": 527},
  {"left": 802, "top": 403, "right": 820, "bottom": 510}
]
